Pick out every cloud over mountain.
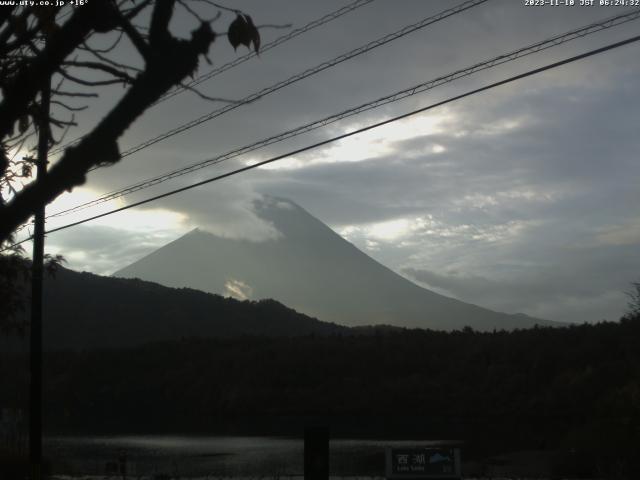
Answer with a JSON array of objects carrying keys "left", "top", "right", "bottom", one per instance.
[{"left": 115, "top": 197, "right": 553, "bottom": 331}]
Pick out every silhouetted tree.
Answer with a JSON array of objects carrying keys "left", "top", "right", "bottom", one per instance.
[
  {"left": 0, "top": 1, "right": 263, "bottom": 331},
  {"left": 0, "top": 0, "right": 262, "bottom": 243},
  {"left": 626, "top": 280, "right": 640, "bottom": 319}
]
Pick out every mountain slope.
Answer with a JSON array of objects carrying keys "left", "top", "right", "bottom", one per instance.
[
  {"left": 13, "top": 266, "right": 347, "bottom": 350},
  {"left": 115, "top": 197, "right": 551, "bottom": 331}
]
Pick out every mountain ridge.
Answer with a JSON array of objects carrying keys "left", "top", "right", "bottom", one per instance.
[
  {"left": 0, "top": 265, "right": 350, "bottom": 351},
  {"left": 115, "top": 197, "right": 554, "bottom": 331}
]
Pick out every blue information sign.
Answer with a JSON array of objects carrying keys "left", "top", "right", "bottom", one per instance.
[{"left": 386, "top": 447, "right": 461, "bottom": 479}]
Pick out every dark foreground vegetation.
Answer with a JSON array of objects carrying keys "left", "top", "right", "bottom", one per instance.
[{"left": 2, "top": 314, "right": 640, "bottom": 477}]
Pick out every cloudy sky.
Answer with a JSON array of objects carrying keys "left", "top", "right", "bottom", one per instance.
[{"left": 18, "top": 0, "right": 640, "bottom": 324}]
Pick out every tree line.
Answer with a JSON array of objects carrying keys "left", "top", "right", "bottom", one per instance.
[{"left": 2, "top": 313, "right": 639, "bottom": 475}]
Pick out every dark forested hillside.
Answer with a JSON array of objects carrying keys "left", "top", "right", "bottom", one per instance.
[
  {"left": 5, "top": 266, "right": 348, "bottom": 350},
  {"left": 2, "top": 316, "right": 639, "bottom": 475}
]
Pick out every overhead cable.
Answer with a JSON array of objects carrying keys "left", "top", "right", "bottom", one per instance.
[
  {"left": 49, "top": 0, "right": 377, "bottom": 155},
  {"left": 46, "top": 9, "right": 640, "bottom": 219},
  {"left": 3, "top": 32, "right": 637, "bottom": 254},
  {"left": 159, "top": 0, "right": 377, "bottom": 104},
  {"left": 113, "top": 0, "right": 491, "bottom": 159}
]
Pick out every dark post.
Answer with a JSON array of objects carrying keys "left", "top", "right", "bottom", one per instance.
[
  {"left": 29, "top": 77, "right": 50, "bottom": 480},
  {"left": 304, "top": 426, "right": 329, "bottom": 480},
  {"left": 118, "top": 450, "right": 128, "bottom": 480}
]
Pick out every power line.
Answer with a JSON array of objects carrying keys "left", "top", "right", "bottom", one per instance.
[
  {"left": 105, "top": 0, "right": 491, "bottom": 160},
  {"left": 3, "top": 0, "right": 489, "bottom": 238},
  {"left": 49, "top": 0, "right": 376, "bottom": 155},
  {"left": 5, "top": 32, "right": 638, "bottom": 253},
  {"left": 51, "top": 8, "right": 640, "bottom": 216},
  {"left": 46, "top": 9, "right": 640, "bottom": 219},
  {"left": 159, "top": 0, "right": 377, "bottom": 104}
]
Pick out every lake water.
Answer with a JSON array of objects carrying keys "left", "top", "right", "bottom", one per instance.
[{"left": 44, "top": 436, "right": 448, "bottom": 477}]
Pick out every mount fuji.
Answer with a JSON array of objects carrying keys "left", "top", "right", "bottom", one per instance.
[{"left": 115, "top": 197, "right": 551, "bottom": 331}]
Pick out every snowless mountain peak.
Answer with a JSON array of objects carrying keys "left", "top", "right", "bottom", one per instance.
[{"left": 115, "top": 196, "right": 553, "bottom": 331}]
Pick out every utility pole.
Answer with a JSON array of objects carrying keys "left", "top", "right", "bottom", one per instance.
[{"left": 29, "top": 76, "right": 50, "bottom": 480}]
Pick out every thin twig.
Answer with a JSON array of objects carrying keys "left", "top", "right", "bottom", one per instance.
[
  {"left": 202, "top": 0, "right": 241, "bottom": 15},
  {"left": 177, "top": 81, "right": 241, "bottom": 103},
  {"left": 62, "top": 60, "right": 136, "bottom": 83},
  {"left": 51, "top": 100, "right": 88, "bottom": 112},
  {"left": 52, "top": 90, "right": 99, "bottom": 98},
  {"left": 57, "top": 69, "right": 129, "bottom": 87},
  {"left": 81, "top": 30, "right": 125, "bottom": 54},
  {"left": 80, "top": 45, "right": 142, "bottom": 73},
  {"left": 53, "top": 114, "right": 75, "bottom": 148},
  {"left": 48, "top": 116, "right": 77, "bottom": 128}
]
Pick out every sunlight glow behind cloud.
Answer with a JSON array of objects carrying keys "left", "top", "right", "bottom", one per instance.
[
  {"left": 46, "top": 188, "right": 188, "bottom": 232},
  {"left": 258, "top": 110, "right": 451, "bottom": 171}
]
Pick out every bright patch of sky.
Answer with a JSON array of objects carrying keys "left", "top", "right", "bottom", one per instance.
[
  {"left": 44, "top": 188, "right": 189, "bottom": 233},
  {"left": 257, "top": 110, "right": 450, "bottom": 170}
]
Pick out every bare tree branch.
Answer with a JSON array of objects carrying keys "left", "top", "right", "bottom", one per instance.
[
  {"left": 82, "top": 43, "right": 142, "bottom": 73},
  {"left": 0, "top": 6, "right": 96, "bottom": 139},
  {"left": 113, "top": 10, "right": 152, "bottom": 61},
  {"left": 0, "top": 9, "right": 33, "bottom": 55},
  {"left": 122, "top": 0, "right": 154, "bottom": 21},
  {"left": 52, "top": 114, "right": 76, "bottom": 147},
  {"left": 49, "top": 116, "right": 77, "bottom": 129},
  {"left": 0, "top": 1, "right": 265, "bottom": 246},
  {"left": 80, "top": 30, "right": 125, "bottom": 54},
  {"left": 149, "top": 0, "right": 176, "bottom": 47},
  {"left": 62, "top": 60, "right": 136, "bottom": 83},
  {"left": 0, "top": 21, "right": 217, "bottom": 240},
  {"left": 177, "top": 80, "right": 239, "bottom": 103},
  {"left": 57, "top": 68, "right": 130, "bottom": 87},
  {"left": 50, "top": 100, "right": 88, "bottom": 112},
  {"left": 52, "top": 90, "right": 99, "bottom": 98}
]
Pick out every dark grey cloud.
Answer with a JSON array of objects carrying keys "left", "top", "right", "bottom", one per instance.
[
  {"left": 246, "top": 76, "right": 639, "bottom": 230},
  {"left": 83, "top": 0, "right": 633, "bottom": 189},
  {"left": 404, "top": 240, "right": 638, "bottom": 324}
]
